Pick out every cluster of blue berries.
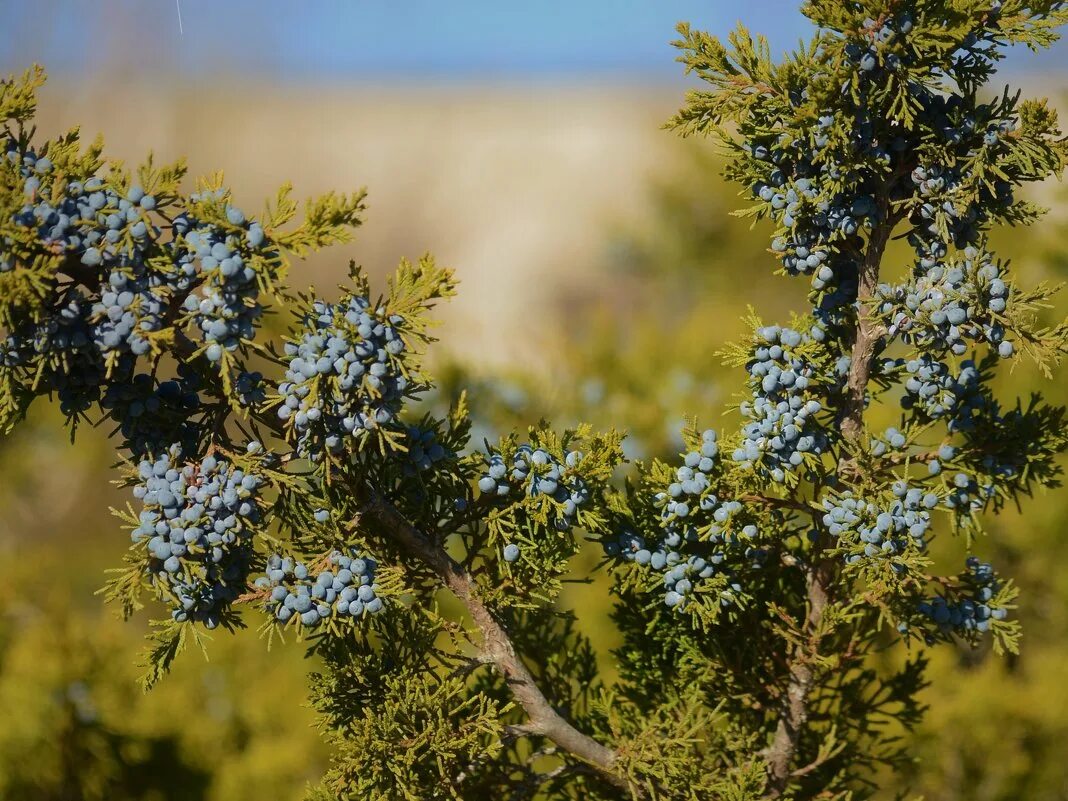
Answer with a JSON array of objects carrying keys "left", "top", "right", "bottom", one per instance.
[
  {"left": 606, "top": 525, "right": 746, "bottom": 611},
  {"left": 5, "top": 139, "right": 170, "bottom": 359},
  {"left": 983, "top": 118, "right": 1018, "bottom": 147},
  {"left": 908, "top": 162, "right": 1014, "bottom": 260},
  {"left": 655, "top": 429, "right": 719, "bottom": 520},
  {"left": 812, "top": 267, "right": 861, "bottom": 334},
  {"left": 256, "top": 549, "right": 384, "bottom": 627},
  {"left": 606, "top": 516, "right": 756, "bottom": 610},
  {"left": 89, "top": 260, "right": 169, "bottom": 358},
  {"left": 176, "top": 199, "right": 273, "bottom": 362},
  {"left": 822, "top": 482, "right": 936, "bottom": 562},
  {"left": 738, "top": 87, "right": 923, "bottom": 337},
  {"left": 931, "top": 416, "right": 1022, "bottom": 511},
  {"left": 0, "top": 290, "right": 112, "bottom": 415},
  {"left": 477, "top": 445, "right": 588, "bottom": 531},
  {"left": 733, "top": 326, "right": 831, "bottom": 482},
  {"left": 844, "top": 13, "right": 914, "bottom": 76},
  {"left": 927, "top": 444, "right": 998, "bottom": 513},
  {"left": 662, "top": 553, "right": 727, "bottom": 609},
  {"left": 761, "top": 177, "right": 865, "bottom": 272},
  {"left": 277, "top": 295, "right": 409, "bottom": 457},
  {"left": 731, "top": 5, "right": 1033, "bottom": 362},
  {"left": 877, "top": 248, "right": 1013, "bottom": 357},
  {"left": 606, "top": 431, "right": 763, "bottom": 610},
  {"left": 756, "top": 161, "right": 873, "bottom": 286},
  {"left": 130, "top": 444, "right": 264, "bottom": 628},
  {"left": 903, "top": 75, "right": 1024, "bottom": 257},
  {"left": 7, "top": 140, "right": 156, "bottom": 261},
  {"left": 893, "top": 356, "right": 984, "bottom": 431},
  {"left": 1, "top": 135, "right": 284, "bottom": 435},
  {"left": 870, "top": 426, "right": 908, "bottom": 456},
  {"left": 919, "top": 557, "right": 1008, "bottom": 635},
  {"left": 234, "top": 369, "right": 267, "bottom": 407},
  {"left": 402, "top": 426, "right": 450, "bottom": 474},
  {"left": 100, "top": 367, "right": 202, "bottom": 456},
  {"left": 944, "top": 470, "right": 995, "bottom": 513}
]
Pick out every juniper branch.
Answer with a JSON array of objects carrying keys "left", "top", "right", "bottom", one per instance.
[
  {"left": 353, "top": 485, "right": 631, "bottom": 793},
  {"left": 764, "top": 204, "right": 894, "bottom": 796}
]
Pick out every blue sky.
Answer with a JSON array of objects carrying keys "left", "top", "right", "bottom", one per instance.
[{"left": 2, "top": 0, "right": 1066, "bottom": 82}]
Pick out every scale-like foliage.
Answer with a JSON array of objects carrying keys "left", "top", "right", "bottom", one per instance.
[{"left": 2, "top": 2, "right": 1068, "bottom": 798}]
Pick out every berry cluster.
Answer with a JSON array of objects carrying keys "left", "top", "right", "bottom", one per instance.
[
  {"left": 606, "top": 431, "right": 764, "bottom": 611},
  {"left": 130, "top": 445, "right": 264, "bottom": 628},
  {"left": 6, "top": 139, "right": 170, "bottom": 358},
  {"left": 277, "top": 295, "right": 409, "bottom": 457},
  {"left": 234, "top": 369, "right": 267, "bottom": 407},
  {"left": 0, "top": 290, "right": 111, "bottom": 415},
  {"left": 257, "top": 550, "right": 384, "bottom": 627},
  {"left": 661, "top": 554, "right": 728, "bottom": 609},
  {"left": 8, "top": 140, "right": 155, "bottom": 260},
  {"left": 843, "top": 12, "right": 917, "bottom": 77},
  {"left": 100, "top": 367, "right": 202, "bottom": 456},
  {"left": 1, "top": 132, "right": 287, "bottom": 439},
  {"left": 176, "top": 201, "right": 274, "bottom": 362},
  {"left": 753, "top": 152, "right": 871, "bottom": 287},
  {"left": 877, "top": 248, "right": 1013, "bottom": 357},
  {"left": 477, "top": 445, "right": 588, "bottom": 531},
  {"left": 895, "top": 356, "right": 984, "bottom": 431},
  {"left": 762, "top": 177, "right": 853, "bottom": 276},
  {"left": 656, "top": 429, "right": 719, "bottom": 520},
  {"left": 606, "top": 525, "right": 744, "bottom": 611},
  {"left": 944, "top": 470, "right": 995, "bottom": 513},
  {"left": 919, "top": 557, "right": 1008, "bottom": 635},
  {"left": 402, "top": 426, "right": 450, "bottom": 474},
  {"left": 908, "top": 161, "right": 1014, "bottom": 260},
  {"left": 822, "top": 482, "right": 936, "bottom": 563},
  {"left": 733, "top": 326, "right": 832, "bottom": 483},
  {"left": 870, "top": 426, "right": 908, "bottom": 456}
]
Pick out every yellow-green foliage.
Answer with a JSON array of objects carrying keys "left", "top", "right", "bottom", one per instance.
[
  {"left": 4, "top": 4, "right": 1068, "bottom": 798},
  {"left": 446, "top": 140, "right": 1068, "bottom": 801},
  {"left": 0, "top": 436, "right": 327, "bottom": 801}
]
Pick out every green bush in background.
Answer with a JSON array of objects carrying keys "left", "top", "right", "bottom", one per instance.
[{"left": 0, "top": 407, "right": 326, "bottom": 801}]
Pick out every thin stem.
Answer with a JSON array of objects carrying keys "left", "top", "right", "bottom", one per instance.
[{"left": 740, "top": 493, "right": 821, "bottom": 515}]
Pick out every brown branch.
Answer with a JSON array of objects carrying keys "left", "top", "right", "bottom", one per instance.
[
  {"left": 763, "top": 201, "right": 895, "bottom": 797},
  {"left": 789, "top": 742, "right": 845, "bottom": 779},
  {"left": 355, "top": 486, "right": 632, "bottom": 794},
  {"left": 838, "top": 221, "right": 893, "bottom": 444},
  {"left": 881, "top": 448, "right": 938, "bottom": 468},
  {"left": 503, "top": 722, "right": 544, "bottom": 740},
  {"left": 763, "top": 556, "right": 834, "bottom": 795},
  {"left": 740, "top": 493, "right": 819, "bottom": 514}
]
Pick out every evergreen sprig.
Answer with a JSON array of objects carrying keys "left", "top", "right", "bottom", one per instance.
[{"left": 3, "top": 2, "right": 1068, "bottom": 797}]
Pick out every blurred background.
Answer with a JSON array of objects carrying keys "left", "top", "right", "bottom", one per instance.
[{"left": 1, "top": 2, "right": 1067, "bottom": 799}]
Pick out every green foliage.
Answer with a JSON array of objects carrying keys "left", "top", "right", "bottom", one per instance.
[
  {"left": 0, "top": 541, "right": 325, "bottom": 801},
  {"left": 4, "top": 4, "right": 1068, "bottom": 799}
]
